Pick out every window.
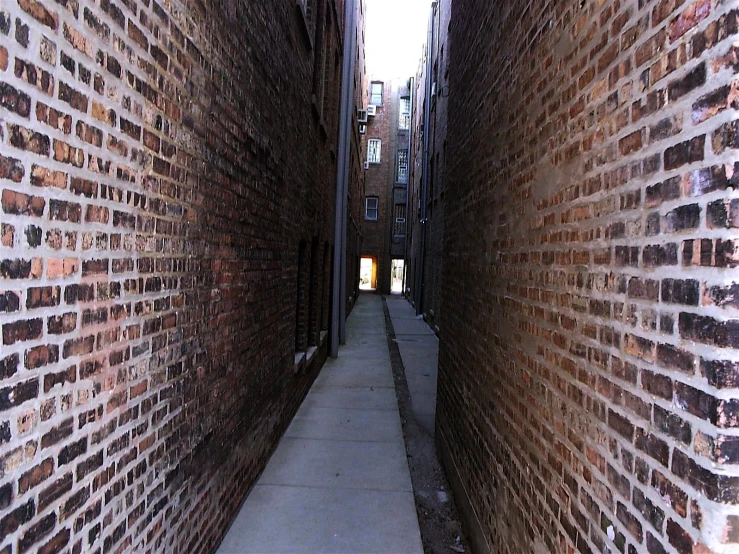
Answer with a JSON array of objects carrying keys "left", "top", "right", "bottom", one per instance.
[
  {"left": 367, "top": 139, "right": 381, "bottom": 164},
  {"left": 308, "top": 238, "right": 320, "bottom": 347},
  {"left": 396, "top": 149, "right": 408, "bottom": 183},
  {"left": 370, "top": 82, "right": 383, "bottom": 106},
  {"left": 399, "top": 97, "right": 410, "bottom": 130},
  {"left": 296, "top": 0, "right": 317, "bottom": 46},
  {"left": 295, "top": 241, "right": 309, "bottom": 352},
  {"left": 393, "top": 204, "right": 406, "bottom": 235},
  {"left": 365, "top": 197, "right": 379, "bottom": 220},
  {"left": 321, "top": 243, "right": 331, "bottom": 332}
]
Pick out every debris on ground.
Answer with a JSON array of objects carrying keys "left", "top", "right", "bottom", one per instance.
[{"left": 383, "top": 298, "right": 470, "bottom": 554}]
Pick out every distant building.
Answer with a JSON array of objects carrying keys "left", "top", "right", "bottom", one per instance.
[{"left": 359, "top": 78, "right": 411, "bottom": 294}]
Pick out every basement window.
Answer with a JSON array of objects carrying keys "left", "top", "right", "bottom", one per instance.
[{"left": 365, "top": 197, "right": 379, "bottom": 220}]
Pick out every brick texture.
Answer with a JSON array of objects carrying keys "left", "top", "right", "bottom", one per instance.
[
  {"left": 0, "top": 0, "right": 364, "bottom": 553},
  {"left": 440, "top": 0, "right": 739, "bottom": 553},
  {"left": 362, "top": 76, "right": 395, "bottom": 294},
  {"left": 407, "top": 0, "right": 450, "bottom": 331}
]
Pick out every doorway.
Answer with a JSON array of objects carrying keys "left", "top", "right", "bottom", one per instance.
[
  {"left": 391, "top": 259, "right": 404, "bottom": 294},
  {"left": 359, "top": 257, "right": 377, "bottom": 291}
]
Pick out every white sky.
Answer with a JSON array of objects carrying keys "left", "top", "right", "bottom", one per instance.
[{"left": 364, "top": 0, "right": 431, "bottom": 79}]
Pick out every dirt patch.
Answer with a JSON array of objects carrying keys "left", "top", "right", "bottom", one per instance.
[{"left": 382, "top": 297, "right": 469, "bottom": 554}]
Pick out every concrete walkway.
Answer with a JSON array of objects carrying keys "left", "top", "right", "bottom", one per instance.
[
  {"left": 216, "top": 295, "right": 424, "bottom": 554},
  {"left": 385, "top": 296, "right": 438, "bottom": 437}
]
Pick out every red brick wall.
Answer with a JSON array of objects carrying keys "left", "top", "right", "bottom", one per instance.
[
  {"left": 0, "top": 0, "right": 358, "bottom": 552},
  {"left": 363, "top": 76, "right": 394, "bottom": 294},
  {"left": 440, "top": 0, "right": 739, "bottom": 553}
]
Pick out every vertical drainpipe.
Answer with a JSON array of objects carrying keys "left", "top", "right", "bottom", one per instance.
[
  {"left": 331, "top": 0, "right": 357, "bottom": 357},
  {"left": 415, "top": 2, "right": 435, "bottom": 316},
  {"left": 402, "top": 76, "right": 414, "bottom": 297}
]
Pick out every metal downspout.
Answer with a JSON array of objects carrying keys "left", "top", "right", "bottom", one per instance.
[
  {"left": 416, "top": 4, "right": 435, "bottom": 316},
  {"left": 331, "top": 0, "right": 357, "bottom": 357}
]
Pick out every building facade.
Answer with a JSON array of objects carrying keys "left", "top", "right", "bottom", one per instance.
[
  {"left": 439, "top": 0, "right": 739, "bottom": 553},
  {"left": 406, "top": 0, "right": 449, "bottom": 332},
  {"left": 0, "top": 0, "right": 365, "bottom": 552},
  {"left": 360, "top": 77, "right": 409, "bottom": 295}
]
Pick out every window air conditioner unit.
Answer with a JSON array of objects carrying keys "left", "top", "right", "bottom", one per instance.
[
  {"left": 364, "top": 161, "right": 370, "bottom": 170},
  {"left": 359, "top": 124, "right": 367, "bottom": 135},
  {"left": 367, "top": 105, "right": 377, "bottom": 116},
  {"left": 357, "top": 109, "right": 368, "bottom": 123}
]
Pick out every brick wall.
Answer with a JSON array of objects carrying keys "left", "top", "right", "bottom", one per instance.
[
  {"left": 389, "top": 81, "right": 410, "bottom": 262},
  {"left": 440, "top": 0, "right": 739, "bottom": 553},
  {"left": 0, "top": 0, "right": 359, "bottom": 552},
  {"left": 407, "top": 1, "right": 449, "bottom": 331},
  {"left": 363, "top": 76, "right": 394, "bottom": 294}
]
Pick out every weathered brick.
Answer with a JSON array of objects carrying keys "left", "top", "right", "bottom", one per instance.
[
  {"left": 58, "top": 81, "right": 88, "bottom": 112},
  {"left": 18, "top": 457, "right": 54, "bottom": 494},
  {"left": 18, "top": 0, "right": 58, "bottom": 30},
  {"left": 62, "top": 335, "right": 95, "bottom": 358},
  {"left": 2, "top": 189, "right": 45, "bottom": 217},
  {"left": 0, "top": 291, "right": 20, "bottom": 314},
  {"left": 666, "top": 518, "right": 693, "bottom": 554},
  {"left": 31, "top": 165, "right": 67, "bottom": 189},
  {"left": 663, "top": 204, "right": 699, "bottom": 232},
  {"left": 0, "top": 378, "right": 38, "bottom": 411},
  {"left": 15, "top": 18, "right": 30, "bottom": 48},
  {"left": 43, "top": 365, "right": 75, "bottom": 392},
  {"left": 36, "top": 102, "right": 72, "bottom": 134},
  {"left": 669, "top": 0, "right": 710, "bottom": 43},
  {"left": 0, "top": 499, "right": 35, "bottom": 538},
  {"left": 25, "top": 344, "right": 59, "bottom": 369},
  {"left": 661, "top": 279, "right": 698, "bottom": 306},
  {"left": 616, "top": 501, "right": 643, "bottom": 543},
  {"left": 0, "top": 82, "right": 31, "bottom": 117},
  {"left": 685, "top": 165, "right": 727, "bottom": 197},
  {"left": 619, "top": 130, "right": 643, "bottom": 155},
  {"left": 48, "top": 199, "right": 81, "bottom": 222},
  {"left": 37, "top": 528, "right": 70, "bottom": 554},
  {"left": 654, "top": 405, "right": 691, "bottom": 444},
  {"left": 712, "top": 119, "right": 739, "bottom": 153},
  {"left": 14, "top": 58, "right": 54, "bottom": 95},
  {"left": 52, "top": 139, "right": 84, "bottom": 167},
  {"left": 0, "top": 353, "right": 18, "bottom": 380},
  {"left": 2, "top": 318, "right": 43, "bottom": 345},
  {"left": 664, "top": 135, "right": 704, "bottom": 170},
  {"left": 635, "top": 428, "right": 670, "bottom": 466},
  {"left": 1, "top": 258, "right": 42, "bottom": 279},
  {"left": 643, "top": 243, "right": 678, "bottom": 267},
  {"left": 679, "top": 312, "right": 739, "bottom": 348}
]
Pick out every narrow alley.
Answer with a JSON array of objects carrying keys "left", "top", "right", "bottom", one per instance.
[
  {"left": 0, "top": 0, "right": 737, "bottom": 552},
  {"left": 216, "top": 295, "right": 424, "bottom": 554}
]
